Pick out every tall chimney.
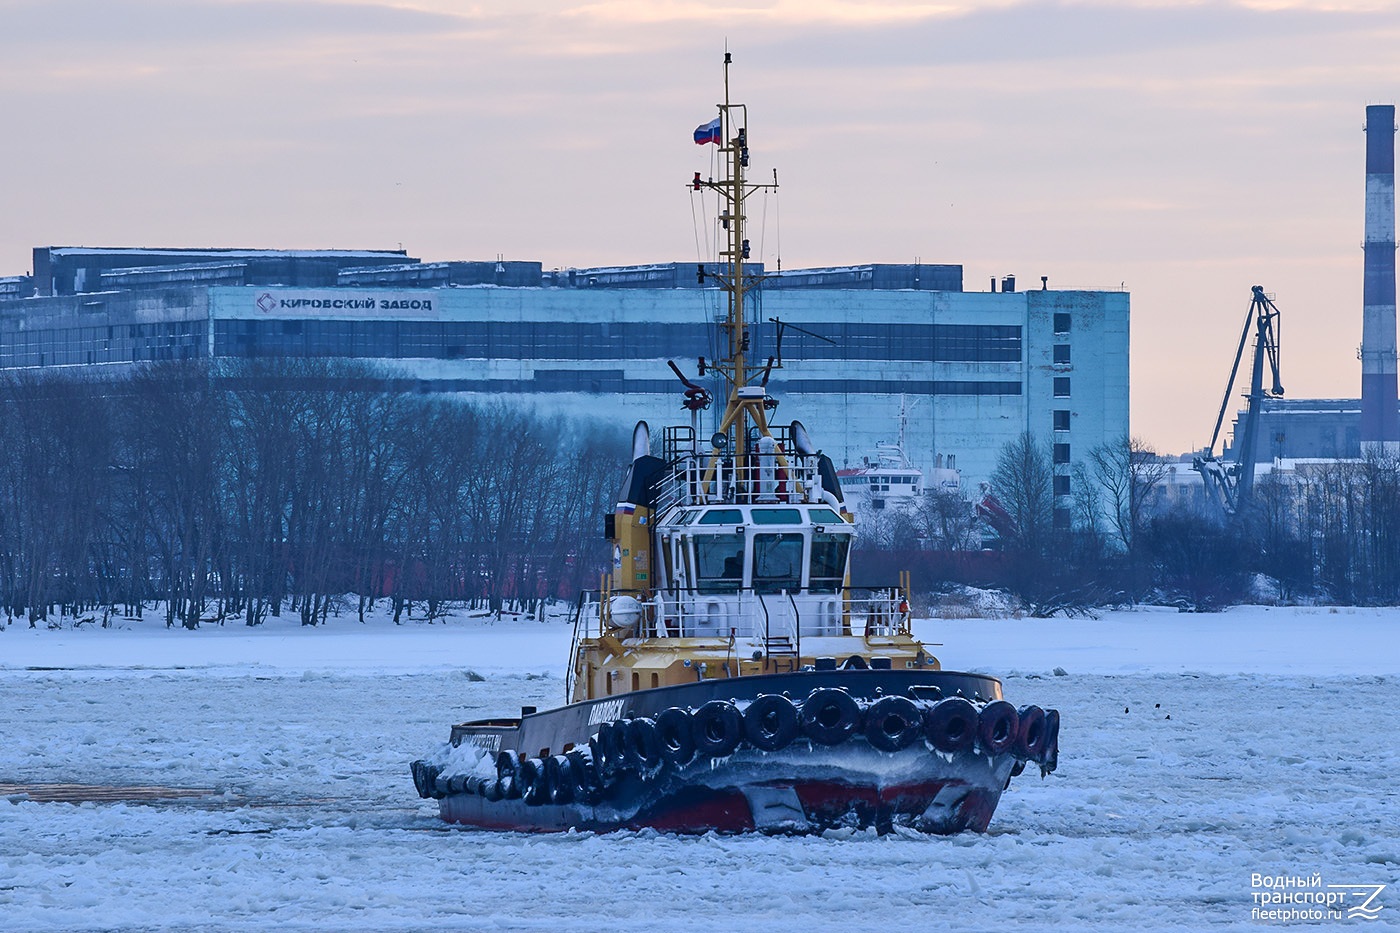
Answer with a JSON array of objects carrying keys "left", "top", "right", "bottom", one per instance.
[{"left": 1362, "top": 104, "right": 1399, "bottom": 455}]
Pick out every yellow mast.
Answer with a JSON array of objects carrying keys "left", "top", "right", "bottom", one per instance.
[{"left": 695, "top": 52, "right": 777, "bottom": 486}]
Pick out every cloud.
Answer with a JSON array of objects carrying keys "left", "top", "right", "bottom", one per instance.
[
  {"left": 558, "top": 0, "right": 1003, "bottom": 25},
  {"left": 0, "top": 0, "right": 463, "bottom": 45}
]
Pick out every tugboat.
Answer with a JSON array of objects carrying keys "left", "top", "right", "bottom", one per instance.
[{"left": 411, "top": 55, "right": 1059, "bottom": 835}]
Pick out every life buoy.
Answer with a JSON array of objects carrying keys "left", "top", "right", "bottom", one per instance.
[
  {"left": 863, "top": 695, "right": 923, "bottom": 752},
  {"left": 1014, "top": 705, "right": 1047, "bottom": 761},
  {"left": 743, "top": 694, "right": 800, "bottom": 752},
  {"left": 655, "top": 706, "right": 697, "bottom": 766},
  {"left": 978, "top": 700, "right": 1019, "bottom": 755},
  {"left": 923, "top": 697, "right": 977, "bottom": 752},
  {"left": 624, "top": 717, "right": 665, "bottom": 774},
  {"left": 800, "top": 687, "right": 862, "bottom": 746},
  {"left": 691, "top": 700, "right": 744, "bottom": 758}
]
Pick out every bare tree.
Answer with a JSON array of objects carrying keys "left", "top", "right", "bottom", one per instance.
[
  {"left": 1087, "top": 436, "right": 1168, "bottom": 557},
  {"left": 990, "top": 432, "right": 1055, "bottom": 558}
]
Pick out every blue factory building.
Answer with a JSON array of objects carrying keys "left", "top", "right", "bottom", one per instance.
[{"left": 0, "top": 246, "right": 1130, "bottom": 498}]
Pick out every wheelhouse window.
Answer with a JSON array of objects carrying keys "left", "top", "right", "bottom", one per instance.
[
  {"left": 698, "top": 509, "right": 742, "bottom": 526},
  {"left": 695, "top": 534, "right": 745, "bottom": 594},
  {"left": 752, "top": 533, "right": 803, "bottom": 595},
  {"left": 809, "top": 532, "right": 849, "bottom": 593}
]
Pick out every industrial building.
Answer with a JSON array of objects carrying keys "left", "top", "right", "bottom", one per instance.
[
  {"left": 1209, "top": 104, "right": 1400, "bottom": 470},
  {"left": 0, "top": 246, "right": 1130, "bottom": 502}
]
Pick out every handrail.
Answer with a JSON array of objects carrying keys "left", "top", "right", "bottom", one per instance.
[
  {"left": 756, "top": 591, "right": 773, "bottom": 660},
  {"left": 564, "top": 588, "right": 588, "bottom": 701},
  {"left": 652, "top": 449, "right": 829, "bottom": 508},
  {"left": 787, "top": 589, "right": 801, "bottom": 659},
  {"left": 571, "top": 584, "right": 905, "bottom": 641}
]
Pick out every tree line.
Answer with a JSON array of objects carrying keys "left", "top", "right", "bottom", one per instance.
[
  {"left": 860, "top": 432, "right": 1400, "bottom": 613},
  {"left": 0, "top": 360, "right": 623, "bottom": 629}
]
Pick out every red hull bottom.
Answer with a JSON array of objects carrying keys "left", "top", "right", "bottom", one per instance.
[{"left": 437, "top": 772, "right": 1007, "bottom": 836}]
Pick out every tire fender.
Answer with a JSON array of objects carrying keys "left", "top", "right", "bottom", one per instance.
[
  {"left": 655, "top": 706, "right": 697, "bottom": 767},
  {"left": 691, "top": 700, "right": 744, "bottom": 758},
  {"left": 978, "top": 700, "right": 1019, "bottom": 755},
  {"left": 800, "top": 687, "right": 862, "bottom": 746},
  {"left": 743, "top": 694, "right": 800, "bottom": 752},
  {"left": 863, "top": 695, "right": 923, "bottom": 752},
  {"left": 923, "top": 697, "right": 978, "bottom": 753}
]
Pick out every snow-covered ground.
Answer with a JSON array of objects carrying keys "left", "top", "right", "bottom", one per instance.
[{"left": 2, "top": 605, "right": 1398, "bottom": 931}]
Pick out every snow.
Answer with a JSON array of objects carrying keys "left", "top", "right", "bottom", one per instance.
[{"left": 2, "top": 605, "right": 1398, "bottom": 931}]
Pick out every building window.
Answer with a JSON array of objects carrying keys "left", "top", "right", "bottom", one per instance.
[
  {"left": 1053, "top": 377, "right": 1070, "bottom": 397},
  {"left": 1053, "top": 443, "right": 1070, "bottom": 464},
  {"left": 1053, "top": 344, "right": 1071, "bottom": 364},
  {"left": 1053, "top": 409, "right": 1070, "bottom": 432},
  {"left": 1053, "top": 475, "right": 1070, "bottom": 496},
  {"left": 1053, "top": 507, "right": 1071, "bottom": 529},
  {"left": 1054, "top": 313, "right": 1071, "bottom": 334}
]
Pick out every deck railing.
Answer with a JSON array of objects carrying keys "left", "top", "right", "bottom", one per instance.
[{"left": 570, "top": 585, "right": 908, "bottom": 647}]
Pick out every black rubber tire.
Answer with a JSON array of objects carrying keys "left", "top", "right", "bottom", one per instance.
[
  {"left": 518, "top": 757, "right": 548, "bottom": 806},
  {"left": 1014, "top": 705, "right": 1047, "bottom": 761},
  {"left": 923, "top": 697, "right": 977, "bottom": 753},
  {"left": 978, "top": 700, "right": 1019, "bottom": 755},
  {"left": 495, "top": 751, "right": 523, "bottom": 799},
  {"left": 1040, "top": 708, "right": 1061, "bottom": 770},
  {"left": 655, "top": 707, "right": 696, "bottom": 767},
  {"left": 625, "top": 717, "right": 665, "bottom": 774},
  {"left": 801, "top": 687, "right": 862, "bottom": 746},
  {"left": 410, "top": 760, "right": 433, "bottom": 799},
  {"left": 863, "top": 695, "right": 923, "bottom": 752},
  {"left": 601, "top": 720, "right": 630, "bottom": 774},
  {"left": 566, "top": 748, "right": 602, "bottom": 804},
  {"left": 481, "top": 778, "right": 505, "bottom": 802},
  {"left": 587, "top": 735, "right": 615, "bottom": 786},
  {"left": 691, "top": 700, "right": 744, "bottom": 758},
  {"left": 546, "top": 754, "right": 575, "bottom": 805},
  {"left": 744, "top": 694, "right": 800, "bottom": 752}
]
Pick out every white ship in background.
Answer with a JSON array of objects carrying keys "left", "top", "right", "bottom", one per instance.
[{"left": 838, "top": 400, "right": 960, "bottom": 515}]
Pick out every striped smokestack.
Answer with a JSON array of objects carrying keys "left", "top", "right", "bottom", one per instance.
[{"left": 1362, "top": 103, "right": 1399, "bottom": 454}]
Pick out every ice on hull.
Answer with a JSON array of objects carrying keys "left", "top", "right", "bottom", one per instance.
[
  {"left": 413, "top": 673, "right": 1056, "bottom": 836},
  {"left": 434, "top": 762, "right": 1008, "bottom": 834}
]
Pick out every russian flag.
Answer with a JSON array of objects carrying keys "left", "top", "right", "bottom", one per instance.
[{"left": 693, "top": 117, "right": 722, "bottom": 146}]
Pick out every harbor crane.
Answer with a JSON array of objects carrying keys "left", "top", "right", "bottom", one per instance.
[{"left": 1192, "top": 285, "right": 1284, "bottom": 515}]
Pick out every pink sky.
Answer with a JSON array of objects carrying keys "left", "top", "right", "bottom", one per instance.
[{"left": 4, "top": 0, "right": 1400, "bottom": 453}]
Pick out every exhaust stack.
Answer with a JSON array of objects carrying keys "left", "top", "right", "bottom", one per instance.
[{"left": 1362, "top": 103, "right": 1399, "bottom": 455}]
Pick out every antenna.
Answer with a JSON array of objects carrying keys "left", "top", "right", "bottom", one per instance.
[{"left": 768, "top": 316, "right": 836, "bottom": 367}]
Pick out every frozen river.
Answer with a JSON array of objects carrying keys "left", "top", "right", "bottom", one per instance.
[{"left": 2, "top": 606, "right": 1397, "bottom": 931}]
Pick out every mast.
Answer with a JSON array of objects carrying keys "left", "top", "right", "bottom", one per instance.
[{"left": 693, "top": 52, "right": 778, "bottom": 485}]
